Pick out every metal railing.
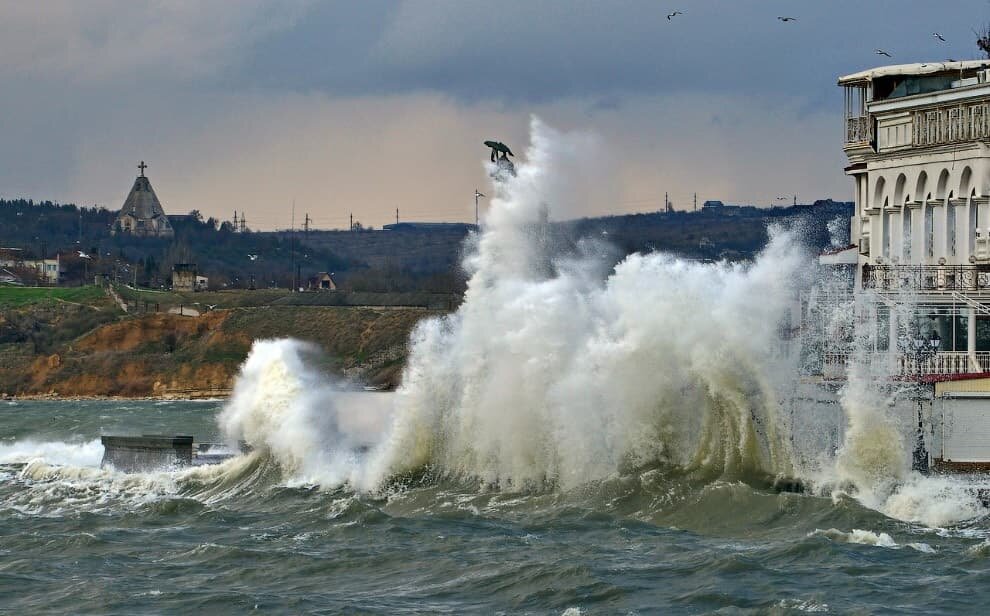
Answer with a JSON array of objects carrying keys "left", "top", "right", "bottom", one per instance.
[
  {"left": 823, "top": 351, "right": 990, "bottom": 377},
  {"left": 845, "top": 115, "right": 873, "bottom": 144},
  {"left": 862, "top": 264, "right": 990, "bottom": 292},
  {"left": 914, "top": 101, "right": 990, "bottom": 146}
]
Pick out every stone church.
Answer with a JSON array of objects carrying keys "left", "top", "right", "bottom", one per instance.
[{"left": 111, "top": 161, "right": 174, "bottom": 238}]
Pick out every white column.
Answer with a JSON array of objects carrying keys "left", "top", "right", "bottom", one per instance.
[{"left": 969, "top": 307, "right": 978, "bottom": 372}]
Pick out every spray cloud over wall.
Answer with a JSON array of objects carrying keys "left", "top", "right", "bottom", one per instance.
[{"left": 365, "top": 117, "right": 805, "bottom": 490}]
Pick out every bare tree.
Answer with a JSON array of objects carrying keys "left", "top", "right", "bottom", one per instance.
[{"left": 978, "top": 23, "right": 990, "bottom": 58}]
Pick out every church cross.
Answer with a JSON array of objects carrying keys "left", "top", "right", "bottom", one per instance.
[{"left": 138, "top": 161, "right": 148, "bottom": 177}]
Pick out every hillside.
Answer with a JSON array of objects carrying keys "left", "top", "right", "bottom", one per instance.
[
  {"left": 0, "top": 286, "right": 443, "bottom": 398},
  {"left": 2, "top": 197, "right": 851, "bottom": 294}
]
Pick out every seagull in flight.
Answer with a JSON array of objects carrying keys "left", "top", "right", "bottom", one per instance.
[
  {"left": 77, "top": 251, "right": 91, "bottom": 259},
  {"left": 777, "top": 16, "right": 797, "bottom": 22},
  {"left": 875, "top": 49, "right": 893, "bottom": 57},
  {"left": 247, "top": 254, "right": 258, "bottom": 261},
  {"left": 206, "top": 304, "right": 218, "bottom": 311},
  {"left": 667, "top": 11, "right": 682, "bottom": 21},
  {"left": 933, "top": 32, "right": 946, "bottom": 42}
]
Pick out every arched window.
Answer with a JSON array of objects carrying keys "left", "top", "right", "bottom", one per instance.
[
  {"left": 874, "top": 176, "right": 886, "bottom": 209},
  {"left": 894, "top": 174, "right": 907, "bottom": 205},
  {"left": 960, "top": 166, "right": 973, "bottom": 198},
  {"left": 970, "top": 200, "right": 979, "bottom": 254},
  {"left": 936, "top": 169, "right": 951, "bottom": 200}
]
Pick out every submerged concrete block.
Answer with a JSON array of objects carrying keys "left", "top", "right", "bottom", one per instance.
[{"left": 100, "top": 435, "right": 194, "bottom": 472}]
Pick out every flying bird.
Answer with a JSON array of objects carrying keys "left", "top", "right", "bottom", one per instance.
[
  {"left": 77, "top": 251, "right": 91, "bottom": 259},
  {"left": 933, "top": 32, "right": 946, "bottom": 42},
  {"left": 247, "top": 254, "right": 258, "bottom": 261},
  {"left": 667, "top": 11, "right": 682, "bottom": 21},
  {"left": 777, "top": 16, "right": 796, "bottom": 22},
  {"left": 206, "top": 304, "right": 218, "bottom": 311},
  {"left": 875, "top": 49, "right": 893, "bottom": 57}
]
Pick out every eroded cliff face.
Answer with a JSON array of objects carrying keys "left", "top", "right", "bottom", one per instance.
[{"left": 0, "top": 307, "right": 439, "bottom": 398}]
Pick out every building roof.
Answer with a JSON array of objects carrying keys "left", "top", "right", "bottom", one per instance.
[
  {"left": 119, "top": 175, "right": 170, "bottom": 223},
  {"left": 838, "top": 60, "right": 990, "bottom": 85}
]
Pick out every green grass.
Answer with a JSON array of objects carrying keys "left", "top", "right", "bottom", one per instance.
[
  {"left": 0, "top": 285, "right": 108, "bottom": 308},
  {"left": 115, "top": 285, "right": 295, "bottom": 310}
]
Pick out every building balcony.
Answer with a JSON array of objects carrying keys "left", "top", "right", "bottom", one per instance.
[
  {"left": 862, "top": 264, "right": 990, "bottom": 292},
  {"left": 823, "top": 351, "right": 990, "bottom": 379},
  {"left": 845, "top": 115, "right": 873, "bottom": 144},
  {"left": 913, "top": 101, "right": 990, "bottom": 147}
]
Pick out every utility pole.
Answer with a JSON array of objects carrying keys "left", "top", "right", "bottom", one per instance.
[
  {"left": 474, "top": 190, "right": 485, "bottom": 226},
  {"left": 793, "top": 194, "right": 798, "bottom": 206},
  {"left": 291, "top": 200, "right": 296, "bottom": 292},
  {"left": 396, "top": 208, "right": 399, "bottom": 225},
  {"left": 241, "top": 214, "right": 247, "bottom": 233},
  {"left": 350, "top": 212, "right": 353, "bottom": 231},
  {"left": 78, "top": 210, "right": 82, "bottom": 244},
  {"left": 304, "top": 213, "right": 311, "bottom": 235},
  {"left": 694, "top": 193, "right": 697, "bottom": 212},
  {"left": 664, "top": 192, "right": 668, "bottom": 213},
  {"left": 233, "top": 210, "right": 238, "bottom": 231}
]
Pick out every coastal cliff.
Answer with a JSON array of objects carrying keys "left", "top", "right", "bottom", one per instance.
[{"left": 0, "top": 290, "right": 441, "bottom": 398}]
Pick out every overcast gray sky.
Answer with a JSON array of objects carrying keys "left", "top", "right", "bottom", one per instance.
[{"left": 1, "top": 1, "right": 987, "bottom": 229}]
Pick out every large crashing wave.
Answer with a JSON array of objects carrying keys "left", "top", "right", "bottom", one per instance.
[
  {"left": 223, "top": 118, "right": 805, "bottom": 492},
  {"left": 218, "top": 339, "right": 390, "bottom": 487}
]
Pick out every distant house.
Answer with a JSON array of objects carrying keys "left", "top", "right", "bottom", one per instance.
[
  {"left": 0, "top": 248, "right": 63, "bottom": 285},
  {"left": 171, "top": 263, "right": 206, "bottom": 292},
  {"left": 307, "top": 272, "right": 337, "bottom": 291},
  {"left": 701, "top": 200, "right": 751, "bottom": 217}
]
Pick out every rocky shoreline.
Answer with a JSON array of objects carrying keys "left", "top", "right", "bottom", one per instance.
[{"left": 1, "top": 390, "right": 231, "bottom": 402}]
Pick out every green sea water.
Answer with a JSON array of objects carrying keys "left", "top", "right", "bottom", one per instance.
[{"left": 2, "top": 400, "right": 990, "bottom": 614}]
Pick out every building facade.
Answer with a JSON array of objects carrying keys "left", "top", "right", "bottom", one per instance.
[
  {"left": 0, "top": 248, "right": 63, "bottom": 285},
  {"left": 833, "top": 60, "right": 990, "bottom": 470},
  {"left": 839, "top": 61, "right": 990, "bottom": 370},
  {"left": 171, "top": 263, "right": 206, "bottom": 292}
]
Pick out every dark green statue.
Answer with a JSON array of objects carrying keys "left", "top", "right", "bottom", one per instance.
[{"left": 484, "top": 140, "right": 516, "bottom": 178}]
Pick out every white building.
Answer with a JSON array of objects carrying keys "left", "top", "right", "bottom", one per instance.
[
  {"left": 834, "top": 60, "right": 990, "bottom": 470},
  {"left": 838, "top": 61, "right": 990, "bottom": 370}
]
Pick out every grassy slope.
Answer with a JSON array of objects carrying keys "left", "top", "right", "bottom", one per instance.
[
  {"left": 0, "top": 285, "right": 110, "bottom": 308},
  {"left": 115, "top": 286, "right": 294, "bottom": 310}
]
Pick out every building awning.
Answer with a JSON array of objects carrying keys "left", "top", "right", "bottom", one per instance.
[
  {"left": 818, "top": 245, "right": 858, "bottom": 265},
  {"left": 838, "top": 60, "right": 990, "bottom": 85}
]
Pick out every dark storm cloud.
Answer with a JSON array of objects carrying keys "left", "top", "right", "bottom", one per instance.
[
  {"left": 3, "top": 0, "right": 990, "bottom": 227},
  {"left": 234, "top": 0, "right": 990, "bottom": 104}
]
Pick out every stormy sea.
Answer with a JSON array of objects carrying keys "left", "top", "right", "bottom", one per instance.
[{"left": 4, "top": 120, "right": 990, "bottom": 614}]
